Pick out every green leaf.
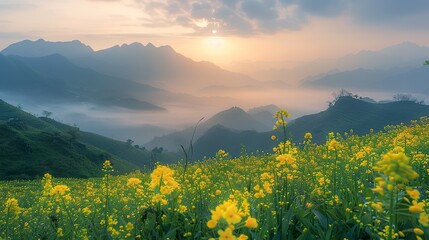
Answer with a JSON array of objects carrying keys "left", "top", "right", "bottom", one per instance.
[{"left": 312, "top": 209, "right": 328, "bottom": 229}]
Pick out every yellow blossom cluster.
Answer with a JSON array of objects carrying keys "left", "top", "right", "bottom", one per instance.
[
  {"left": 207, "top": 200, "right": 257, "bottom": 240},
  {"left": 150, "top": 165, "right": 180, "bottom": 195},
  {"left": 373, "top": 147, "right": 419, "bottom": 183}
]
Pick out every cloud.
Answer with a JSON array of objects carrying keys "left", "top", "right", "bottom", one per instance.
[
  {"left": 134, "top": 0, "right": 429, "bottom": 36},
  {"left": 348, "top": 0, "right": 429, "bottom": 29}
]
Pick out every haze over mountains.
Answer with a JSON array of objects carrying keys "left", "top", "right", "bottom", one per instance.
[
  {"left": 2, "top": 39, "right": 254, "bottom": 91},
  {"left": 1, "top": 38, "right": 429, "bottom": 179},
  {"left": 192, "top": 96, "right": 429, "bottom": 158},
  {"left": 1, "top": 39, "right": 259, "bottom": 143},
  {"left": 1, "top": 38, "right": 429, "bottom": 149},
  {"left": 2, "top": 53, "right": 166, "bottom": 110},
  {"left": 3, "top": 93, "right": 429, "bottom": 179},
  {"left": 231, "top": 42, "right": 429, "bottom": 92},
  {"left": 145, "top": 105, "right": 278, "bottom": 151},
  {"left": 0, "top": 98, "right": 184, "bottom": 179}
]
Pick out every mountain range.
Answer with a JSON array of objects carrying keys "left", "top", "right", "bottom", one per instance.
[
  {"left": 232, "top": 42, "right": 429, "bottom": 91},
  {"left": 1, "top": 38, "right": 429, "bottom": 164},
  {"left": 303, "top": 66, "right": 429, "bottom": 94},
  {"left": 144, "top": 106, "right": 277, "bottom": 151},
  {"left": 300, "top": 42, "right": 429, "bottom": 94},
  {"left": 192, "top": 96, "right": 429, "bottom": 158},
  {"left": 2, "top": 39, "right": 254, "bottom": 91},
  {"left": 2, "top": 94, "right": 429, "bottom": 179},
  {"left": 2, "top": 53, "right": 167, "bottom": 110}
]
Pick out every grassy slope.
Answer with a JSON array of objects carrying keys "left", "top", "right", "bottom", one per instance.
[
  {"left": 287, "top": 96, "right": 429, "bottom": 143},
  {"left": 193, "top": 97, "right": 429, "bottom": 158},
  {"left": 44, "top": 118, "right": 181, "bottom": 167},
  {"left": 0, "top": 100, "right": 139, "bottom": 179}
]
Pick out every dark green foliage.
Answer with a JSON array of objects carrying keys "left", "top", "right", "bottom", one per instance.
[
  {"left": 193, "top": 97, "right": 429, "bottom": 158},
  {"left": 0, "top": 99, "right": 179, "bottom": 180}
]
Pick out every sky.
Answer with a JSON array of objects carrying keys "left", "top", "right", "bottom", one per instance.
[{"left": 1, "top": 0, "right": 429, "bottom": 66}]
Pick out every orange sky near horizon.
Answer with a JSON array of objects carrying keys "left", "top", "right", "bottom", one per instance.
[{"left": 1, "top": 0, "right": 429, "bottom": 67}]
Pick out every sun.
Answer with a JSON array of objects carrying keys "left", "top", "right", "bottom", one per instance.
[{"left": 210, "top": 36, "right": 221, "bottom": 47}]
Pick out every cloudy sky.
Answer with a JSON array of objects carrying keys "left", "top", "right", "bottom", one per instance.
[{"left": 1, "top": 0, "right": 429, "bottom": 65}]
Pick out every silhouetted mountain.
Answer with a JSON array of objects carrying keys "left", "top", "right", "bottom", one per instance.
[
  {"left": 333, "top": 42, "right": 429, "bottom": 70},
  {"left": 204, "top": 107, "right": 269, "bottom": 132},
  {"left": 192, "top": 97, "right": 429, "bottom": 158},
  {"left": 0, "top": 99, "right": 180, "bottom": 180},
  {"left": 2, "top": 54, "right": 165, "bottom": 110},
  {"left": 0, "top": 53, "right": 73, "bottom": 100},
  {"left": 193, "top": 125, "right": 272, "bottom": 158},
  {"left": 247, "top": 105, "right": 280, "bottom": 127},
  {"left": 285, "top": 96, "right": 429, "bottom": 143},
  {"left": 2, "top": 39, "right": 255, "bottom": 90},
  {"left": 2, "top": 39, "right": 93, "bottom": 58},
  {"left": 303, "top": 66, "right": 429, "bottom": 94},
  {"left": 144, "top": 106, "right": 270, "bottom": 151},
  {"left": 302, "top": 68, "right": 403, "bottom": 89},
  {"left": 239, "top": 42, "right": 429, "bottom": 85},
  {"left": 379, "top": 66, "right": 429, "bottom": 94}
]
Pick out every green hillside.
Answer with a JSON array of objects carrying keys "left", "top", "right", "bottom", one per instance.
[
  {"left": 287, "top": 96, "right": 429, "bottom": 143},
  {"left": 193, "top": 96, "right": 429, "bottom": 158},
  {"left": 43, "top": 118, "right": 181, "bottom": 167},
  {"left": 0, "top": 99, "right": 178, "bottom": 180}
]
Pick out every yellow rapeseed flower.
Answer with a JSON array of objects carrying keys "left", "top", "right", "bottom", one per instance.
[
  {"left": 274, "top": 109, "right": 290, "bottom": 119},
  {"left": 102, "top": 160, "right": 114, "bottom": 173},
  {"left": 4, "top": 198, "right": 22, "bottom": 215},
  {"left": 238, "top": 234, "right": 248, "bottom": 240},
  {"left": 407, "top": 189, "right": 420, "bottom": 200},
  {"left": 374, "top": 148, "right": 418, "bottom": 183},
  {"left": 371, "top": 202, "right": 383, "bottom": 212},
  {"left": 419, "top": 212, "right": 429, "bottom": 227},
  {"left": 150, "top": 165, "right": 180, "bottom": 194},
  {"left": 82, "top": 207, "right": 91, "bottom": 216},
  {"left": 276, "top": 154, "right": 296, "bottom": 167},
  {"left": 218, "top": 227, "right": 235, "bottom": 240},
  {"left": 414, "top": 228, "right": 424, "bottom": 235},
  {"left": 127, "top": 177, "right": 142, "bottom": 186},
  {"left": 222, "top": 206, "right": 242, "bottom": 224},
  {"left": 51, "top": 185, "right": 70, "bottom": 196},
  {"left": 57, "top": 228, "right": 63, "bottom": 237},
  {"left": 207, "top": 219, "right": 218, "bottom": 229},
  {"left": 125, "top": 222, "right": 134, "bottom": 231},
  {"left": 245, "top": 217, "right": 258, "bottom": 228},
  {"left": 328, "top": 139, "right": 341, "bottom": 151},
  {"left": 409, "top": 201, "right": 425, "bottom": 213}
]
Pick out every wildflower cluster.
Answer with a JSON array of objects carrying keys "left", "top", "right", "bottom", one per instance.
[
  {"left": 150, "top": 165, "right": 180, "bottom": 205},
  {"left": 207, "top": 200, "right": 257, "bottom": 240},
  {"left": 1, "top": 115, "right": 429, "bottom": 239}
]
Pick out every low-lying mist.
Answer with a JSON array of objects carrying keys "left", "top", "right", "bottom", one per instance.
[{"left": 2, "top": 86, "right": 427, "bottom": 147}]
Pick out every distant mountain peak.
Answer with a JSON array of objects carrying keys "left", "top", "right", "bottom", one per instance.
[
  {"left": 204, "top": 106, "right": 269, "bottom": 132},
  {"left": 247, "top": 104, "right": 279, "bottom": 114},
  {"left": 128, "top": 42, "right": 144, "bottom": 47},
  {"left": 1, "top": 39, "right": 94, "bottom": 58},
  {"left": 380, "top": 41, "right": 424, "bottom": 52},
  {"left": 146, "top": 42, "right": 155, "bottom": 48},
  {"left": 216, "top": 106, "right": 246, "bottom": 115}
]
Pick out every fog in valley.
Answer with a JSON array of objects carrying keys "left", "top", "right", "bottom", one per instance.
[{"left": 2, "top": 84, "right": 420, "bottom": 146}]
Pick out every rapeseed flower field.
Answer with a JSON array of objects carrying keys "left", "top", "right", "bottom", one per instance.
[{"left": 1, "top": 111, "right": 429, "bottom": 239}]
